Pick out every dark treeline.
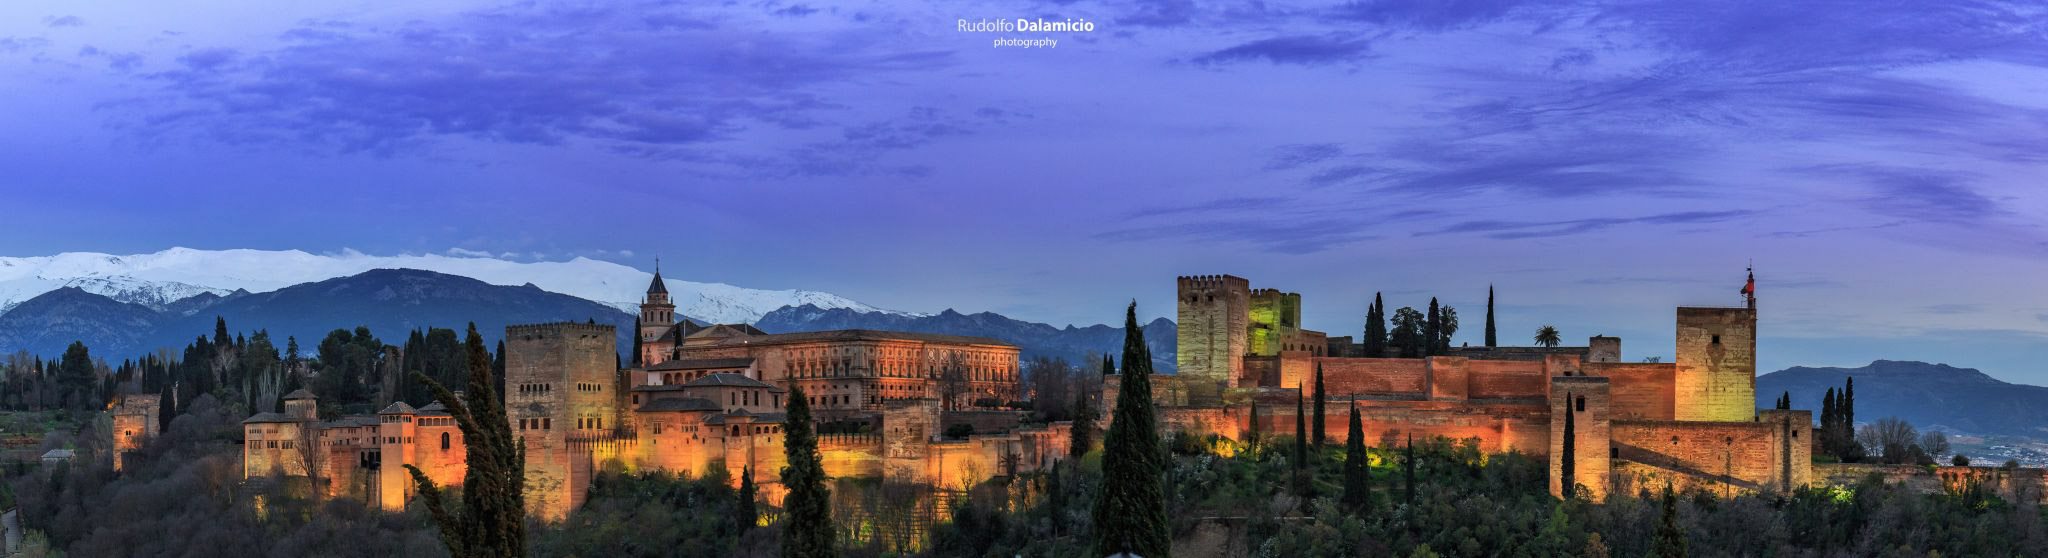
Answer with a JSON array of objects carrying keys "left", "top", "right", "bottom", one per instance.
[
  {"left": 1, "top": 317, "right": 507, "bottom": 421},
  {"left": 1360, "top": 291, "right": 1463, "bottom": 358}
]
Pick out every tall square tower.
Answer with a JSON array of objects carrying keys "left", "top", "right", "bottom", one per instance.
[
  {"left": 1176, "top": 275, "right": 1250, "bottom": 398},
  {"left": 504, "top": 322, "right": 618, "bottom": 520},
  {"left": 1672, "top": 307, "right": 1757, "bottom": 422}
]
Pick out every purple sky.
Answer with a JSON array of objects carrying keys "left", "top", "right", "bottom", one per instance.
[{"left": 3, "top": 1, "right": 2047, "bottom": 383}]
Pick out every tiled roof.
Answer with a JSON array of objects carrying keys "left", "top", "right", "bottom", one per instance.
[
  {"left": 699, "top": 328, "right": 1013, "bottom": 348},
  {"left": 417, "top": 401, "right": 451, "bottom": 416},
  {"left": 648, "top": 357, "right": 756, "bottom": 371},
  {"left": 242, "top": 412, "right": 305, "bottom": 424},
  {"left": 637, "top": 397, "right": 722, "bottom": 413},
  {"left": 282, "top": 389, "right": 317, "bottom": 400},
  {"left": 378, "top": 401, "right": 418, "bottom": 415},
  {"left": 682, "top": 373, "right": 775, "bottom": 389}
]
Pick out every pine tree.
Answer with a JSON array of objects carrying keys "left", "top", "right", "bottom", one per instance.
[
  {"left": 781, "top": 384, "right": 833, "bottom": 558},
  {"left": 737, "top": 465, "right": 758, "bottom": 535},
  {"left": 1311, "top": 364, "right": 1327, "bottom": 446},
  {"left": 1652, "top": 484, "right": 1688, "bottom": 558},
  {"left": 1842, "top": 377, "right": 1855, "bottom": 429},
  {"left": 1425, "top": 298, "right": 1442, "bottom": 357},
  {"left": 1092, "top": 302, "right": 1171, "bottom": 558},
  {"left": 406, "top": 323, "right": 524, "bottom": 558},
  {"left": 1561, "top": 392, "right": 1576, "bottom": 499},
  {"left": 1403, "top": 434, "right": 1417, "bottom": 507},
  {"left": 1342, "top": 400, "right": 1370, "bottom": 515},
  {"left": 1485, "top": 285, "right": 1497, "bottom": 347}
]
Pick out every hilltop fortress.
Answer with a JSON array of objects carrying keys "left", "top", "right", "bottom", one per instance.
[
  {"left": 1158, "top": 273, "right": 1804, "bottom": 500},
  {"left": 224, "top": 269, "right": 2043, "bottom": 521}
]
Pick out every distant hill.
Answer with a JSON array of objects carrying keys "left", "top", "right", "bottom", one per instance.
[
  {"left": 0, "top": 269, "right": 636, "bottom": 359},
  {"left": 1758, "top": 360, "right": 2048, "bottom": 438},
  {"left": 755, "top": 304, "right": 1179, "bottom": 372}
]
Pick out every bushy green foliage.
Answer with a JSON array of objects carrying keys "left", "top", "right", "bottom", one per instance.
[{"left": 531, "top": 469, "right": 753, "bottom": 558}]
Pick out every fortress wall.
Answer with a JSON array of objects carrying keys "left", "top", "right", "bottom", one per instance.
[
  {"left": 1315, "top": 358, "right": 1428, "bottom": 397},
  {"left": 1427, "top": 357, "right": 1469, "bottom": 401},
  {"left": 1584, "top": 362, "right": 1677, "bottom": 420},
  {"left": 1236, "top": 396, "right": 1548, "bottom": 454},
  {"left": 1813, "top": 464, "right": 2047, "bottom": 506},
  {"left": 941, "top": 410, "right": 1027, "bottom": 435},
  {"left": 1465, "top": 359, "right": 1547, "bottom": 399},
  {"left": 1609, "top": 420, "right": 1783, "bottom": 495},
  {"left": 820, "top": 433, "right": 885, "bottom": 479}
]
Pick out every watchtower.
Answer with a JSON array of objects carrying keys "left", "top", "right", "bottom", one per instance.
[
  {"left": 1176, "top": 275, "right": 1250, "bottom": 399},
  {"left": 505, "top": 321, "right": 619, "bottom": 520}
]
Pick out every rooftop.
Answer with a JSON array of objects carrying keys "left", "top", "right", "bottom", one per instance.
[
  {"left": 683, "top": 373, "right": 779, "bottom": 389},
  {"left": 648, "top": 357, "right": 756, "bottom": 371}
]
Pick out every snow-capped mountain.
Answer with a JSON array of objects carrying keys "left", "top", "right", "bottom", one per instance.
[{"left": 0, "top": 247, "right": 912, "bottom": 324}]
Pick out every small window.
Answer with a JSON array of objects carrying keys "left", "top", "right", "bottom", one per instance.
[
  {"left": 440, "top": 432, "right": 451, "bottom": 450},
  {"left": 1610, "top": 447, "right": 1618, "bottom": 458},
  {"left": 1711, "top": 334, "right": 1721, "bottom": 345},
  {"left": 1670, "top": 436, "right": 1679, "bottom": 446},
  {"left": 1575, "top": 396, "right": 1586, "bottom": 412}
]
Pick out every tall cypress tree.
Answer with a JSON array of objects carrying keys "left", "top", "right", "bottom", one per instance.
[
  {"left": 1070, "top": 380, "right": 1095, "bottom": 459},
  {"left": 737, "top": 465, "right": 758, "bottom": 535},
  {"left": 1821, "top": 388, "right": 1838, "bottom": 456},
  {"left": 1311, "top": 364, "right": 1327, "bottom": 446},
  {"left": 407, "top": 323, "right": 524, "bottom": 558},
  {"left": 781, "top": 385, "right": 833, "bottom": 557},
  {"left": 1102, "top": 354, "right": 1114, "bottom": 377},
  {"left": 1342, "top": 400, "right": 1370, "bottom": 514},
  {"left": 1403, "top": 434, "right": 1416, "bottom": 507},
  {"left": 1425, "top": 298, "right": 1442, "bottom": 357},
  {"left": 1364, "top": 293, "right": 1387, "bottom": 357},
  {"left": 1842, "top": 377, "right": 1855, "bottom": 429},
  {"left": 1561, "top": 392, "right": 1576, "bottom": 499},
  {"left": 1652, "top": 483, "right": 1688, "bottom": 557},
  {"left": 1092, "top": 302, "right": 1170, "bottom": 558},
  {"left": 1246, "top": 402, "right": 1261, "bottom": 448},
  {"left": 1485, "top": 285, "right": 1497, "bottom": 347},
  {"left": 1293, "top": 384, "right": 1310, "bottom": 497}
]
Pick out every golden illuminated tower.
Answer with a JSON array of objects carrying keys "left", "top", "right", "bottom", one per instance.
[{"left": 1672, "top": 274, "right": 1758, "bottom": 422}]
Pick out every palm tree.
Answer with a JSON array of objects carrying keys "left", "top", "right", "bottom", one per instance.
[{"left": 1534, "top": 325, "right": 1561, "bottom": 347}]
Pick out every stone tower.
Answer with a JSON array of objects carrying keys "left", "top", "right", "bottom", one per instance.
[
  {"left": 1672, "top": 304, "right": 1757, "bottom": 422},
  {"left": 1247, "top": 289, "right": 1303, "bottom": 357},
  {"left": 1177, "top": 275, "right": 1251, "bottom": 399},
  {"left": 638, "top": 262, "right": 677, "bottom": 365},
  {"left": 1550, "top": 375, "right": 1611, "bottom": 501},
  {"left": 505, "top": 322, "right": 619, "bottom": 520}
]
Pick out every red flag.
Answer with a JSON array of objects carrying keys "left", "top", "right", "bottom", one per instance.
[{"left": 1740, "top": 271, "right": 1755, "bottom": 296}]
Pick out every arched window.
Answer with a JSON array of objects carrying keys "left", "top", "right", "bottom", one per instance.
[{"left": 441, "top": 432, "right": 451, "bottom": 450}]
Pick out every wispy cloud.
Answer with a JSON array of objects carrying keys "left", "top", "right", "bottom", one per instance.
[
  {"left": 1194, "top": 34, "right": 1371, "bottom": 66},
  {"left": 1423, "top": 210, "right": 1755, "bottom": 240}
]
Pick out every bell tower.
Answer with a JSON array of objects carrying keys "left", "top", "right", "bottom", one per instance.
[{"left": 638, "top": 259, "right": 677, "bottom": 364}]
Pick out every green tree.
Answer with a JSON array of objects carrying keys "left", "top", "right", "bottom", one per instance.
[
  {"left": 1363, "top": 293, "right": 1388, "bottom": 357},
  {"left": 1438, "top": 306, "right": 1459, "bottom": 353},
  {"left": 781, "top": 385, "right": 833, "bottom": 558},
  {"left": 1070, "top": 380, "right": 1095, "bottom": 459},
  {"left": 1392, "top": 307, "right": 1426, "bottom": 358},
  {"left": 57, "top": 341, "right": 96, "bottom": 410},
  {"left": 1534, "top": 325, "right": 1562, "bottom": 348},
  {"left": 1311, "top": 364, "right": 1326, "bottom": 446},
  {"left": 1341, "top": 400, "right": 1370, "bottom": 515},
  {"left": 1403, "top": 434, "right": 1416, "bottom": 507},
  {"left": 737, "top": 465, "right": 758, "bottom": 535},
  {"left": 1561, "top": 392, "right": 1576, "bottom": 499},
  {"left": 1246, "top": 402, "right": 1261, "bottom": 448},
  {"left": 1652, "top": 484, "right": 1688, "bottom": 558},
  {"left": 1485, "top": 285, "right": 1497, "bottom": 347},
  {"left": 1425, "top": 298, "right": 1441, "bottom": 356},
  {"left": 1293, "top": 385, "right": 1310, "bottom": 498},
  {"left": 406, "top": 323, "right": 524, "bottom": 558},
  {"left": 1092, "top": 302, "right": 1170, "bottom": 558}
]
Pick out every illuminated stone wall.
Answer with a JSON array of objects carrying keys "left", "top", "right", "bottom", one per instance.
[
  {"left": 1177, "top": 275, "right": 1250, "bottom": 401},
  {"left": 505, "top": 321, "right": 619, "bottom": 521},
  {"left": 110, "top": 393, "right": 159, "bottom": 472},
  {"left": 1583, "top": 362, "right": 1677, "bottom": 420},
  {"left": 1550, "top": 376, "right": 1612, "bottom": 500},
  {"left": 1607, "top": 410, "right": 1809, "bottom": 497},
  {"left": 1673, "top": 307, "right": 1757, "bottom": 422}
]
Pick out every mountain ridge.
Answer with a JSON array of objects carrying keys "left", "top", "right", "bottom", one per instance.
[{"left": 1758, "top": 360, "right": 2048, "bottom": 438}]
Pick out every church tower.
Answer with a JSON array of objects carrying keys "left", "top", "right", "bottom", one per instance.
[{"left": 638, "top": 260, "right": 677, "bottom": 366}]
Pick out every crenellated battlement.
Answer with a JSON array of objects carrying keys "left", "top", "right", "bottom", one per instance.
[
  {"left": 508, "top": 321, "right": 618, "bottom": 336},
  {"left": 1176, "top": 274, "right": 1250, "bottom": 292}
]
